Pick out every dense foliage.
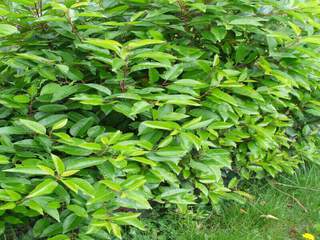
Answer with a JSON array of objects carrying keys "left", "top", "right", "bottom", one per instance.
[{"left": 0, "top": 0, "right": 319, "bottom": 239}]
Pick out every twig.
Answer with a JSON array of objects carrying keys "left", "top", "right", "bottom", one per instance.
[
  {"left": 120, "top": 80, "right": 126, "bottom": 92},
  {"left": 65, "top": 10, "right": 82, "bottom": 42},
  {"left": 28, "top": 99, "right": 34, "bottom": 116},
  {"left": 176, "top": 0, "right": 189, "bottom": 31},
  {"left": 120, "top": 57, "right": 129, "bottom": 92},
  {"left": 268, "top": 182, "right": 308, "bottom": 213},
  {"left": 39, "top": 0, "right": 43, "bottom": 16},
  {"left": 34, "top": 2, "right": 40, "bottom": 17},
  {"left": 29, "top": 7, "right": 38, "bottom": 18}
]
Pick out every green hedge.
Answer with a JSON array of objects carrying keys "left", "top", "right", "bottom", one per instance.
[{"left": 0, "top": 0, "right": 319, "bottom": 239}]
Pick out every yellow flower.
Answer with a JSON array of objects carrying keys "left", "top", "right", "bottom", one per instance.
[{"left": 303, "top": 233, "right": 315, "bottom": 240}]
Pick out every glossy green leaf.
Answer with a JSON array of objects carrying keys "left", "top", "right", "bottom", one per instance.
[
  {"left": 67, "top": 204, "right": 88, "bottom": 218},
  {"left": 52, "top": 119, "right": 68, "bottom": 131},
  {"left": 19, "top": 119, "right": 46, "bottom": 135},
  {"left": 85, "top": 83, "right": 112, "bottom": 95},
  {"left": 51, "top": 154, "right": 65, "bottom": 175},
  {"left": 85, "top": 38, "right": 122, "bottom": 54},
  {"left": 26, "top": 179, "right": 58, "bottom": 198},
  {"left": 3, "top": 166, "right": 51, "bottom": 175},
  {"left": 126, "top": 39, "right": 165, "bottom": 49},
  {"left": 142, "top": 121, "right": 180, "bottom": 131},
  {"left": 211, "top": 89, "right": 238, "bottom": 106}
]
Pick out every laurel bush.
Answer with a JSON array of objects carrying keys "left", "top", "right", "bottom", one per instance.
[{"left": 0, "top": 0, "right": 319, "bottom": 239}]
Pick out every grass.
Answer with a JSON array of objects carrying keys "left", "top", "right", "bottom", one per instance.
[{"left": 125, "top": 165, "right": 320, "bottom": 240}]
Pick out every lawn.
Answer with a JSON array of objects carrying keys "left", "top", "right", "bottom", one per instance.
[{"left": 125, "top": 165, "right": 320, "bottom": 240}]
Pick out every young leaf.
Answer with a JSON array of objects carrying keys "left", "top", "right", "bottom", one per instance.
[
  {"left": 301, "top": 35, "right": 320, "bottom": 45},
  {"left": 51, "top": 154, "right": 65, "bottom": 175},
  {"left": 100, "top": 179, "right": 122, "bottom": 192},
  {"left": 85, "top": 38, "right": 122, "bottom": 54},
  {"left": 26, "top": 179, "right": 58, "bottom": 198},
  {"left": 52, "top": 119, "right": 68, "bottom": 131},
  {"left": 0, "top": 155, "right": 9, "bottom": 165},
  {"left": 129, "top": 157, "right": 157, "bottom": 166},
  {"left": 62, "top": 178, "right": 95, "bottom": 197},
  {"left": 19, "top": 119, "right": 46, "bottom": 135},
  {"left": 111, "top": 223, "right": 122, "bottom": 239}
]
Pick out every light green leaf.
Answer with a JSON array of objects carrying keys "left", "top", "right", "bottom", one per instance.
[
  {"left": 111, "top": 223, "right": 122, "bottom": 239},
  {"left": 71, "top": 94, "right": 104, "bottom": 105},
  {"left": 211, "top": 88, "right": 238, "bottom": 106},
  {"left": 230, "top": 17, "right": 266, "bottom": 26},
  {"left": 0, "top": 155, "right": 9, "bottom": 165},
  {"left": 48, "top": 234, "right": 70, "bottom": 240},
  {"left": 52, "top": 118, "right": 68, "bottom": 131},
  {"left": 182, "top": 118, "right": 213, "bottom": 130},
  {"left": 112, "top": 212, "right": 145, "bottom": 230},
  {"left": 173, "top": 79, "right": 207, "bottom": 89},
  {"left": 26, "top": 179, "right": 58, "bottom": 198},
  {"left": 0, "top": 189, "right": 21, "bottom": 202},
  {"left": 133, "top": 51, "right": 176, "bottom": 62},
  {"left": 70, "top": 117, "right": 94, "bottom": 137},
  {"left": 142, "top": 121, "right": 180, "bottom": 131},
  {"left": 3, "top": 166, "right": 51, "bottom": 175},
  {"left": 161, "top": 64, "right": 184, "bottom": 81},
  {"left": 19, "top": 119, "right": 46, "bottom": 135},
  {"left": 85, "top": 83, "right": 112, "bottom": 95},
  {"left": 121, "top": 175, "right": 146, "bottom": 191},
  {"left": 67, "top": 204, "right": 88, "bottom": 218},
  {"left": 0, "top": 24, "right": 19, "bottom": 37},
  {"left": 126, "top": 39, "right": 165, "bottom": 49},
  {"left": 16, "top": 53, "right": 53, "bottom": 64},
  {"left": 62, "top": 213, "right": 82, "bottom": 234},
  {"left": 130, "top": 101, "right": 151, "bottom": 115},
  {"left": 288, "top": 21, "right": 301, "bottom": 36},
  {"left": 0, "top": 126, "right": 29, "bottom": 135},
  {"left": 100, "top": 179, "right": 122, "bottom": 192},
  {"left": 231, "top": 86, "right": 264, "bottom": 101},
  {"left": 129, "top": 157, "right": 157, "bottom": 166},
  {"left": 301, "top": 35, "right": 320, "bottom": 45},
  {"left": 131, "top": 62, "right": 169, "bottom": 72},
  {"left": 54, "top": 145, "right": 93, "bottom": 156},
  {"left": 62, "top": 178, "right": 95, "bottom": 197},
  {"left": 51, "top": 154, "right": 65, "bottom": 175},
  {"left": 121, "top": 190, "right": 152, "bottom": 210},
  {"left": 65, "top": 156, "right": 108, "bottom": 170},
  {"left": 209, "top": 121, "right": 234, "bottom": 130},
  {"left": 25, "top": 200, "right": 43, "bottom": 215},
  {"left": 0, "top": 202, "right": 16, "bottom": 210},
  {"left": 85, "top": 38, "right": 122, "bottom": 54}
]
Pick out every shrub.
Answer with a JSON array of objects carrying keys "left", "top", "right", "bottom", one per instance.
[{"left": 0, "top": 0, "right": 319, "bottom": 238}]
